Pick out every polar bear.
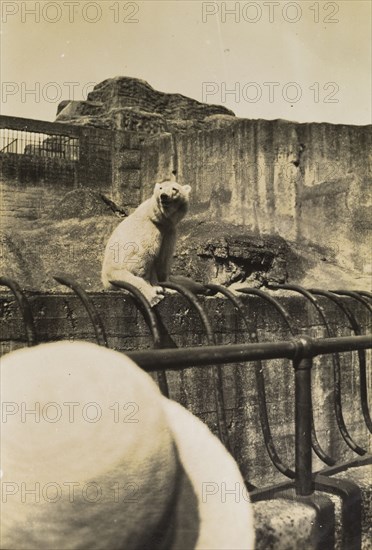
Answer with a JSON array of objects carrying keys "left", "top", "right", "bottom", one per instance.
[{"left": 102, "top": 181, "right": 191, "bottom": 306}]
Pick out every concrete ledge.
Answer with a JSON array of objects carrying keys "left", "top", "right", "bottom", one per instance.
[
  {"left": 254, "top": 497, "right": 318, "bottom": 549},
  {"left": 332, "top": 464, "right": 372, "bottom": 549},
  {"left": 253, "top": 463, "right": 372, "bottom": 549}
]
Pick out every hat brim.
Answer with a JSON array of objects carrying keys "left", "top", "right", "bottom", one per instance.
[{"left": 162, "top": 398, "right": 255, "bottom": 550}]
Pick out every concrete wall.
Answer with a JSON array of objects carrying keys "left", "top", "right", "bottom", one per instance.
[
  {"left": 140, "top": 119, "right": 372, "bottom": 274},
  {"left": 2, "top": 115, "right": 371, "bottom": 275},
  {"left": 110, "top": 131, "right": 142, "bottom": 208},
  {"left": 1, "top": 291, "right": 370, "bottom": 489}
]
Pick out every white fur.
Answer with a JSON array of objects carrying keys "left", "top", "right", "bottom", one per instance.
[{"left": 102, "top": 181, "right": 191, "bottom": 306}]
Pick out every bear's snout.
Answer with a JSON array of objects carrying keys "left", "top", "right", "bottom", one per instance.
[{"left": 160, "top": 193, "right": 170, "bottom": 202}]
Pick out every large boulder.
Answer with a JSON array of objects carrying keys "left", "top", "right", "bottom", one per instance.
[{"left": 55, "top": 76, "right": 236, "bottom": 134}]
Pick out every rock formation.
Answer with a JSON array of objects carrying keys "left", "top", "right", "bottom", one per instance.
[{"left": 55, "top": 76, "right": 236, "bottom": 133}]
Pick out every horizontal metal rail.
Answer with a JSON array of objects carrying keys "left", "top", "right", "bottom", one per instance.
[
  {"left": 128, "top": 334, "right": 371, "bottom": 497},
  {"left": 126, "top": 335, "right": 372, "bottom": 371},
  {"left": 0, "top": 276, "right": 370, "bottom": 501}
]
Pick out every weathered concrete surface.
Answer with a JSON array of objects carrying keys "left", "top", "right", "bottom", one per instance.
[
  {"left": 49, "top": 189, "right": 127, "bottom": 220},
  {"left": 333, "top": 465, "right": 372, "bottom": 549},
  {"left": 173, "top": 218, "right": 370, "bottom": 289},
  {"left": 253, "top": 497, "right": 318, "bottom": 549},
  {"left": 140, "top": 118, "right": 372, "bottom": 277},
  {"left": 253, "top": 465, "right": 372, "bottom": 550}
]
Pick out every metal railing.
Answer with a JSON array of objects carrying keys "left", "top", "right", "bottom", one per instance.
[
  {"left": 126, "top": 335, "right": 371, "bottom": 497},
  {"left": 1, "top": 274, "right": 371, "bottom": 548},
  {"left": 0, "top": 128, "right": 80, "bottom": 160}
]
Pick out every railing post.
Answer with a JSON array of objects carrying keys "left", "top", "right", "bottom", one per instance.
[{"left": 293, "top": 351, "right": 314, "bottom": 496}]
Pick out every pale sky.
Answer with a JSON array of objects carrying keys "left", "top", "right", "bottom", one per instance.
[{"left": 1, "top": 0, "right": 371, "bottom": 125}]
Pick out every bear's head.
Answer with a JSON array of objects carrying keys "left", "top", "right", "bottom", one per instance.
[{"left": 154, "top": 181, "right": 191, "bottom": 223}]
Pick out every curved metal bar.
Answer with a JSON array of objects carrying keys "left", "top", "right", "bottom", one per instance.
[
  {"left": 0, "top": 276, "right": 37, "bottom": 346},
  {"left": 161, "top": 282, "right": 215, "bottom": 342},
  {"left": 206, "top": 283, "right": 295, "bottom": 479},
  {"left": 238, "top": 287, "right": 336, "bottom": 466},
  {"left": 109, "top": 280, "right": 169, "bottom": 397},
  {"left": 109, "top": 281, "right": 161, "bottom": 344},
  {"left": 331, "top": 290, "right": 372, "bottom": 314},
  {"left": 237, "top": 287, "right": 294, "bottom": 333},
  {"left": 310, "top": 288, "right": 371, "bottom": 441},
  {"left": 357, "top": 291, "right": 372, "bottom": 301},
  {"left": 54, "top": 274, "right": 108, "bottom": 348},
  {"left": 161, "top": 281, "right": 229, "bottom": 450},
  {"left": 274, "top": 284, "right": 366, "bottom": 456}
]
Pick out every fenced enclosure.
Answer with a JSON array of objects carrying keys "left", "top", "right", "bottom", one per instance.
[
  {"left": 0, "top": 274, "right": 371, "bottom": 549},
  {"left": 0, "top": 115, "right": 112, "bottom": 188},
  {"left": 0, "top": 127, "right": 80, "bottom": 160},
  {"left": 0, "top": 115, "right": 143, "bottom": 221}
]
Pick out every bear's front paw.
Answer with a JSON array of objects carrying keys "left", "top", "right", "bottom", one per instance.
[
  {"left": 162, "top": 287, "right": 178, "bottom": 296},
  {"left": 147, "top": 286, "right": 165, "bottom": 307},
  {"left": 148, "top": 294, "right": 164, "bottom": 307}
]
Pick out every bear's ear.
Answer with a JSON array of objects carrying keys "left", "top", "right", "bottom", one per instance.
[{"left": 182, "top": 185, "right": 192, "bottom": 195}]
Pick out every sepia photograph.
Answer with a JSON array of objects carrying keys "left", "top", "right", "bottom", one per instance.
[{"left": 0, "top": 1, "right": 371, "bottom": 548}]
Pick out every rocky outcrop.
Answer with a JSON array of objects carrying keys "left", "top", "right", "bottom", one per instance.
[
  {"left": 173, "top": 220, "right": 291, "bottom": 287},
  {"left": 55, "top": 76, "right": 236, "bottom": 133}
]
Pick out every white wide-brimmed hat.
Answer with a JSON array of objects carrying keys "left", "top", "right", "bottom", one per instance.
[{"left": 0, "top": 341, "right": 255, "bottom": 549}]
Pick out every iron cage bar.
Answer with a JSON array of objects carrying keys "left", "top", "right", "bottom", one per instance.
[{"left": 127, "top": 334, "right": 371, "bottom": 497}]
